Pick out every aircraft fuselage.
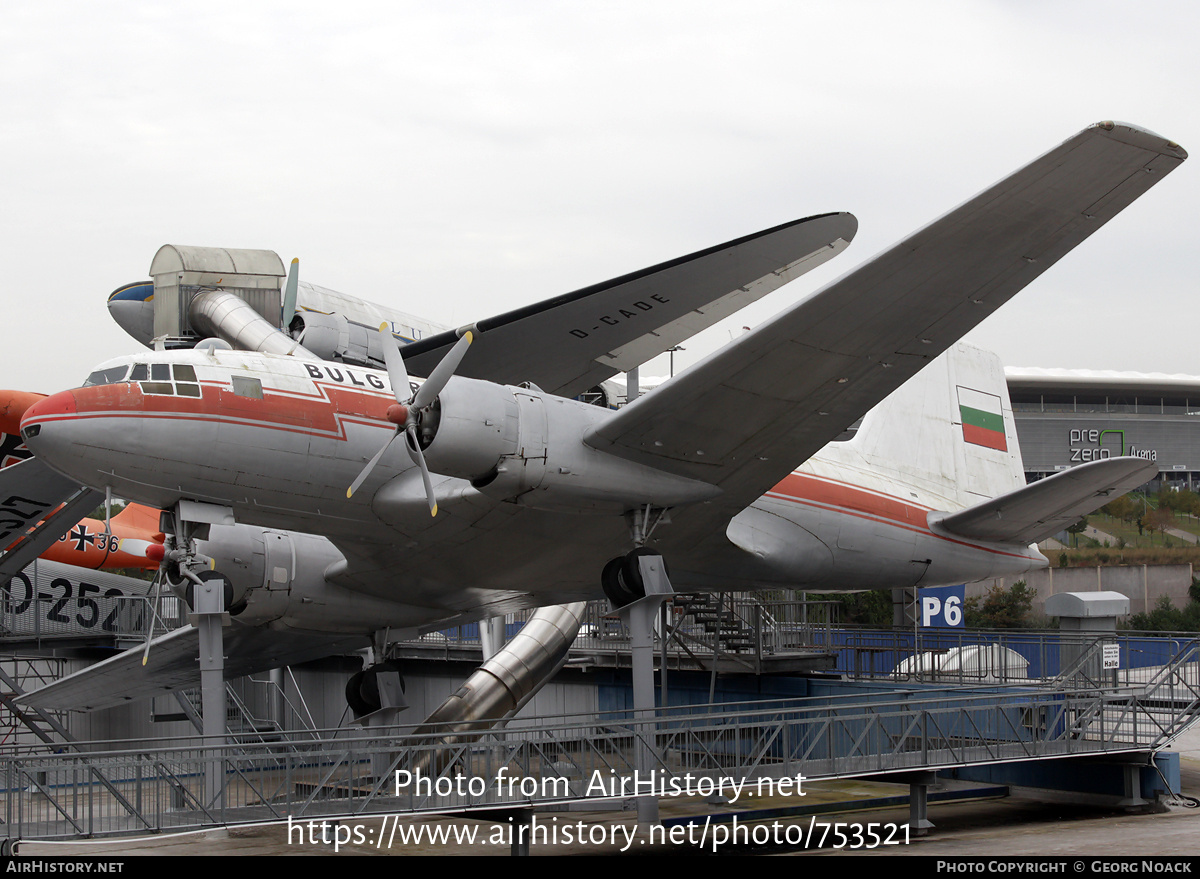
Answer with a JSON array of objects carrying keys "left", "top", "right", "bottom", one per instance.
[{"left": 20, "top": 348, "right": 1046, "bottom": 607}]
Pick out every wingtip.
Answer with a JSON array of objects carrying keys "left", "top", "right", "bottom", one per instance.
[{"left": 1090, "top": 121, "right": 1187, "bottom": 160}]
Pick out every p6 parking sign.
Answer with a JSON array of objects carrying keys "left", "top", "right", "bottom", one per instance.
[{"left": 918, "top": 584, "right": 964, "bottom": 628}]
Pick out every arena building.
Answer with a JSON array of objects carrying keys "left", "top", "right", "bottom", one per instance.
[{"left": 1006, "top": 368, "right": 1200, "bottom": 489}]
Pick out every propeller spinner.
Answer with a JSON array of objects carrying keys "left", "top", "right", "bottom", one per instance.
[{"left": 346, "top": 323, "right": 474, "bottom": 515}]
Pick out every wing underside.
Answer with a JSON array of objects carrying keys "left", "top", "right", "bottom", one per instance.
[
  {"left": 19, "top": 625, "right": 370, "bottom": 712},
  {"left": 0, "top": 458, "right": 102, "bottom": 582}
]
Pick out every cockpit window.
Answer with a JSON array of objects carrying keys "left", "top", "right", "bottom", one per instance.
[
  {"left": 173, "top": 363, "right": 201, "bottom": 397},
  {"left": 138, "top": 362, "right": 202, "bottom": 397},
  {"left": 83, "top": 366, "right": 130, "bottom": 387},
  {"left": 83, "top": 362, "right": 204, "bottom": 396}
]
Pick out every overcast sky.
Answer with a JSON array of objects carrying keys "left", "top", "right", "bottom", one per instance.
[{"left": 2, "top": 1, "right": 1196, "bottom": 394}]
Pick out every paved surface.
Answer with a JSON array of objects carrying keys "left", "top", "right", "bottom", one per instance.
[{"left": 17, "top": 724, "right": 1200, "bottom": 857}]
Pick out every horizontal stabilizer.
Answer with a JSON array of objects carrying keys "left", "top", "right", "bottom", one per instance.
[
  {"left": 19, "top": 624, "right": 369, "bottom": 712},
  {"left": 931, "top": 457, "right": 1157, "bottom": 546}
]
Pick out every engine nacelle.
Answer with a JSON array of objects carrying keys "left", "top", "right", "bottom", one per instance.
[
  {"left": 290, "top": 311, "right": 382, "bottom": 368},
  {"left": 419, "top": 381, "right": 720, "bottom": 513},
  {"left": 186, "top": 526, "right": 434, "bottom": 633},
  {"left": 167, "top": 525, "right": 289, "bottom": 625},
  {"left": 418, "top": 377, "right": 523, "bottom": 484}
]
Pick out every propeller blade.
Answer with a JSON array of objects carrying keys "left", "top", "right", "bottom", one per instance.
[
  {"left": 406, "top": 426, "right": 438, "bottom": 517},
  {"left": 281, "top": 258, "right": 300, "bottom": 328},
  {"left": 412, "top": 331, "right": 472, "bottom": 410},
  {"left": 347, "top": 429, "right": 400, "bottom": 498},
  {"left": 379, "top": 322, "right": 412, "bottom": 403}
]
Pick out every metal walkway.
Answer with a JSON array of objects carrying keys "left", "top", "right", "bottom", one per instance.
[{"left": 3, "top": 631, "right": 1198, "bottom": 840}]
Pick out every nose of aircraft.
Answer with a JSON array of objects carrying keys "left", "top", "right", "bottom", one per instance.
[
  {"left": 107, "top": 281, "right": 155, "bottom": 346},
  {"left": 19, "top": 390, "right": 78, "bottom": 461}
]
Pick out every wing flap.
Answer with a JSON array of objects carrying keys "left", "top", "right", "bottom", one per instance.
[{"left": 932, "top": 457, "right": 1157, "bottom": 546}]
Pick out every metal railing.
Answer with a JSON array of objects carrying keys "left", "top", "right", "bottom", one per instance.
[
  {"left": 2, "top": 669, "right": 1197, "bottom": 841},
  {"left": 824, "top": 627, "right": 1200, "bottom": 688},
  {"left": 400, "top": 597, "right": 841, "bottom": 673}
]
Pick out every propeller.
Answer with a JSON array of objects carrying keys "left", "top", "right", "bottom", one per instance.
[
  {"left": 281, "top": 257, "right": 300, "bottom": 329},
  {"left": 346, "top": 323, "right": 474, "bottom": 515}
]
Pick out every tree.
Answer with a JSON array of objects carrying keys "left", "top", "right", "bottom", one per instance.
[
  {"left": 833, "top": 589, "right": 893, "bottom": 626},
  {"left": 1101, "top": 494, "right": 1138, "bottom": 522},
  {"left": 1143, "top": 506, "right": 1176, "bottom": 543},
  {"left": 1128, "top": 595, "right": 1187, "bottom": 632},
  {"left": 964, "top": 581, "right": 1038, "bottom": 628}
]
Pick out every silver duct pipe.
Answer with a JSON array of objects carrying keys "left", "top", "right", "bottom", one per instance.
[
  {"left": 410, "top": 602, "right": 587, "bottom": 774},
  {"left": 189, "top": 290, "right": 319, "bottom": 360}
]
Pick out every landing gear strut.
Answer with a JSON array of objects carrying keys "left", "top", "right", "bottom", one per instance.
[{"left": 601, "top": 515, "right": 675, "bottom": 826}]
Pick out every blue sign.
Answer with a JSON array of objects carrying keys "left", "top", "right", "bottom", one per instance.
[{"left": 918, "top": 584, "right": 965, "bottom": 628}]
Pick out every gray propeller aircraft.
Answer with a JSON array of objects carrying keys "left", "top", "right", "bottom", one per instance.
[{"left": 14, "top": 121, "right": 1184, "bottom": 715}]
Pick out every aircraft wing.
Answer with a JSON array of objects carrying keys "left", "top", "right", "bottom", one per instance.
[
  {"left": 932, "top": 457, "right": 1157, "bottom": 546},
  {"left": 0, "top": 458, "right": 102, "bottom": 582},
  {"left": 583, "top": 123, "right": 1186, "bottom": 546},
  {"left": 399, "top": 213, "right": 857, "bottom": 398},
  {"left": 19, "top": 624, "right": 369, "bottom": 712}
]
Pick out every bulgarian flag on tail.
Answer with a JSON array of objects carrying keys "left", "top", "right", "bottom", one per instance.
[{"left": 957, "top": 387, "right": 1007, "bottom": 451}]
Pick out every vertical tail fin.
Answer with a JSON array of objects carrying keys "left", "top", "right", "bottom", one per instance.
[
  {"left": 111, "top": 503, "right": 166, "bottom": 538},
  {"left": 849, "top": 342, "right": 1025, "bottom": 508}
]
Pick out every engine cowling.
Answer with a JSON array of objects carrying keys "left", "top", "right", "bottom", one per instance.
[
  {"left": 290, "top": 311, "right": 382, "bottom": 368},
  {"left": 417, "top": 377, "right": 522, "bottom": 484},
  {"left": 413, "top": 380, "right": 720, "bottom": 513}
]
